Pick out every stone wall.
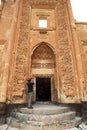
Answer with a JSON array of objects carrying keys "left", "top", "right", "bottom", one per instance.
[
  {"left": 76, "top": 22, "right": 87, "bottom": 101},
  {"left": 0, "top": 0, "right": 87, "bottom": 104},
  {"left": 7, "top": 0, "right": 31, "bottom": 103},
  {"left": 56, "top": 1, "right": 80, "bottom": 103},
  {"left": 0, "top": 1, "right": 15, "bottom": 103}
]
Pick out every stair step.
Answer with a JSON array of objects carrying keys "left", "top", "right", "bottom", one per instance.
[
  {"left": 6, "top": 117, "right": 81, "bottom": 130},
  {"left": 6, "top": 103, "right": 82, "bottom": 130},
  {"left": 18, "top": 106, "right": 71, "bottom": 115},
  {"left": 11, "top": 111, "right": 76, "bottom": 124}
]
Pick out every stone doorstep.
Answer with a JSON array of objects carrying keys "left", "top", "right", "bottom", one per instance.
[
  {"left": 6, "top": 117, "right": 81, "bottom": 130},
  {"left": 11, "top": 111, "right": 76, "bottom": 124},
  {"left": 18, "top": 106, "right": 72, "bottom": 115}
]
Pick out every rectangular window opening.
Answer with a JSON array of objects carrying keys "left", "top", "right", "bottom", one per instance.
[{"left": 39, "top": 19, "right": 47, "bottom": 28}]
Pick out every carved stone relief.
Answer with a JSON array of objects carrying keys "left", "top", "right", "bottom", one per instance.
[
  {"left": 7, "top": 0, "right": 30, "bottom": 103},
  {"left": 32, "top": 43, "right": 55, "bottom": 69},
  {"left": 0, "top": 45, "right": 4, "bottom": 90},
  {"left": 6, "top": 0, "right": 80, "bottom": 103},
  {"left": 0, "top": 40, "right": 6, "bottom": 95},
  {"left": 56, "top": 3, "right": 76, "bottom": 102},
  {"left": 80, "top": 40, "right": 87, "bottom": 100}
]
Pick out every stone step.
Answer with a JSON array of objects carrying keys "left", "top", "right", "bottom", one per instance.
[
  {"left": 11, "top": 111, "right": 76, "bottom": 125},
  {"left": 6, "top": 103, "right": 82, "bottom": 130},
  {"left": 18, "top": 106, "right": 72, "bottom": 115},
  {"left": 6, "top": 116, "right": 81, "bottom": 130}
]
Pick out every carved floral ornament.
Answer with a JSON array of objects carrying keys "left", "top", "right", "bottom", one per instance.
[{"left": 31, "top": 43, "right": 55, "bottom": 68}]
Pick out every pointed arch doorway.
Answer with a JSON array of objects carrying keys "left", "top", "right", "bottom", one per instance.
[{"left": 31, "top": 42, "right": 57, "bottom": 102}]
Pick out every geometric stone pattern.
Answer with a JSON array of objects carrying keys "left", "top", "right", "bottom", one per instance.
[
  {"left": 0, "top": 44, "right": 4, "bottom": 91},
  {"left": 7, "top": 0, "right": 30, "bottom": 103},
  {"left": 80, "top": 40, "right": 87, "bottom": 100},
  {"left": 0, "top": 0, "right": 85, "bottom": 104},
  {"left": 56, "top": 3, "right": 77, "bottom": 102},
  {"left": 0, "top": 40, "right": 6, "bottom": 99},
  {"left": 76, "top": 22, "right": 87, "bottom": 101},
  {"left": 7, "top": 0, "right": 79, "bottom": 103},
  {"left": 32, "top": 43, "right": 55, "bottom": 68}
]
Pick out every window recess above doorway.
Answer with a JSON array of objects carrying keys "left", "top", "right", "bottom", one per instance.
[{"left": 31, "top": 9, "right": 55, "bottom": 30}]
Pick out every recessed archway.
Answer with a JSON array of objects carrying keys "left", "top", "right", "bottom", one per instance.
[
  {"left": 31, "top": 42, "right": 56, "bottom": 102},
  {"left": 31, "top": 42, "right": 55, "bottom": 69}
]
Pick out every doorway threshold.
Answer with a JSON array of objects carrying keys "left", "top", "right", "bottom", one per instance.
[{"left": 35, "top": 101, "right": 52, "bottom": 105}]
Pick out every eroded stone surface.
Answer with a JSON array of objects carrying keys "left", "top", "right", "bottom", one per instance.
[
  {"left": 0, "top": 0, "right": 87, "bottom": 108},
  {"left": 0, "top": 123, "right": 87, "bottom": 130}
]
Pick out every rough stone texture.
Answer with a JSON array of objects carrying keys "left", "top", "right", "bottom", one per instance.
[
  {"left": 76, "top": 22, "right": 87, "bottom": 101},
  {"left": 5, "top": 103, "right": 81, "bottom": 130},
  {"left": 0, "top": 123, "right": 87, "bottom": 130},
  {"left": 67, "top": 123, "right": 87, "bottom": 130},
  {"left": 81, "top": 102, "right": 87, "bottom": 123},
  {"left": 56, "top": 1, "right": 77, "bottom": 103},
  {"left": 7, "top": 0, "right": 31, "bottom": 104},
  {"left": 0, "top": 103, "right": 85, "bottom": 130},
  {"left": 0, "top": 1, "right": 15, "bottom": 103},
  {"left": 0, "top": 0, "right": 87, "bottom": 118},
  {"left": 0, "top": 1, "right": 87, "bottom": 129},
  {"left": 3, "top": 0, "right": 80, "bottom": 104}
]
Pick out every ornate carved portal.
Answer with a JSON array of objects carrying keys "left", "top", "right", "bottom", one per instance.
[
  {"left": 31, "top": 43, "right": 57, "bottom": 102},
  {"left": 6, "top": 0, "right": 81, "bottom": 104}
]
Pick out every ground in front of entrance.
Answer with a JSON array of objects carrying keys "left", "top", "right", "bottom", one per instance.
[{"left": 0, "top": 102, "right": 87, "bottom": 130}]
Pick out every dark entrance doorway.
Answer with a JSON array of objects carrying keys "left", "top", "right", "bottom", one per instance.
[{"left": 36, "top": 77, "right": 51, "bottom": 101}]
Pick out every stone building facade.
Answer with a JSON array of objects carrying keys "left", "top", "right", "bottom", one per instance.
[{"left": 0, "top": 0, "right": 87, "bottom": 107}]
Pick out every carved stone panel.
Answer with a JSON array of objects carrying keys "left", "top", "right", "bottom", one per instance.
[
  {"left": 6, "top": 0, "right": 81, "bottom": 104},
  {"left": 0, "top": 40, "right": 6, "bottom": 95},
  {"left": 7, "top": 0, "right": 30, "bottom": 103},
  {"left": 32, "top": 43, "right": 55, "bottom": 69},
  {"left": 56, "top": 3, "right": 78, "bottom": 103},
  {"left": 80, "top": 40, "right": 87, "bottom": 101}
]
